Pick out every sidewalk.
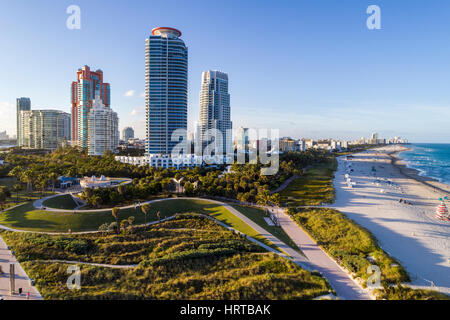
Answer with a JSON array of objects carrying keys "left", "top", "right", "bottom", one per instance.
[
  {"left": 275, "top": 207, "right": 372, "bottom": 300},
  {"left": 0, "top": 235, "right": 42, "bottom": 300}
]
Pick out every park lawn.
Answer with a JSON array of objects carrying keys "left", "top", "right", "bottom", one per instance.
[
  {"left": 231, "top": 204, "right": 302, "bottom": 254},
  {"left": 279, "top": 159, "right": 337, "bottom": 207},
  {"left": 0, "top": 177, "right": 54, "bottom": 210},
  {"left": 42, "top": 194, "right": 78, "bottom": 210},
  {"left": 1, "top": 214, "right": 333, "bottom": 300},
  {"left": 0, "top": 198, "right": 281, "bottom": 252}
]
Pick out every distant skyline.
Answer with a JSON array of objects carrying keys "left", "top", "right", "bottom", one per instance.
[{"left": 1, "top": 0, "right": 450, "bottom": 143}]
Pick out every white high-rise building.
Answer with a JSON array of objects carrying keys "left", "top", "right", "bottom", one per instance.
[
  {"left": 198, "top": 70, "right": 232, "bottom": 155},
  {"left": 19, "top": 110, "right": 71, "bottom": 150},
  {"left": 87, "top": 92, "right": 119, "bottom": 156}
]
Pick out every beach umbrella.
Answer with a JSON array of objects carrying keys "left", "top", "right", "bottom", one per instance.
[{"left": 435, "top": 201, "right": 450, "bottom": 221}]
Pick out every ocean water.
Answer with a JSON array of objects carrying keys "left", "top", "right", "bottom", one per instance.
[{"left": 399, "top": 143, "right": 450, "bottom": 186}]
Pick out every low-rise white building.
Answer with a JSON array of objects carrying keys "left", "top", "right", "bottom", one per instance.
[{"left": 115, "top": 154, "right": 232, "bottom": 169}]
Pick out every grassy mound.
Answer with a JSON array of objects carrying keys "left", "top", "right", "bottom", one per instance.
[
  {"left": 2, "top": 214, "right": 332, "bottom": 300},
  {"left": 42, "top": 194, "right": 78, "bottom": 210},
  {"left": 0, "top": 199, "right": 282, "bottom": 252}
]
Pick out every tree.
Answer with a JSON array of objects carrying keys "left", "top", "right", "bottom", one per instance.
[
  {"left": 270, "top": 193, "right": 281, "bottom": 206},
  {"left": 127, "top": 216, "right": 135, "bottom": 233},
  {"left": 111, "top": 207, "right": 120, "bottom": 233},
  {"left": 0, "top": 192, "right": 6, "bottom": 210},
  {"left": 256, "top": 189, "right": 271, "bottom": 206},
  {"left": 120, "top": 219, "right": 129, "bottom": 234},
  {"left": 89, "top": 195, "right": 101, "bottom": 208},
  {"left": 12, "top": 184, "right": 22, "bottom": 203},
  {"left": 141, "top": 203, "right": 150, "bottom": 225},
  {"left": 98, "top": 222, "right": 109, "bottom": 236},
  {"left": 48, "top": 172, "right": 58, "bottom": 191},
  {"left": 23, "top": 169, "right": 35, "bottom": 194}
]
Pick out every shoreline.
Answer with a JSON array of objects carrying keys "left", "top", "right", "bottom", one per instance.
[
  {"left": 387, "top": 146, "right": 450, "bottom": 197},
  {"left": 332, "top": 145, "right": 450, "bottom": 294}
]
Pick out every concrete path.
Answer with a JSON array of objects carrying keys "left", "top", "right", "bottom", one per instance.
[
  {"left": 0, "top": 235, "right": 42, "bottom": 300},
  {"left": 273, "top": 206, "right": 373, "bottom": 300},
  {"left": 271, "top": 174, "right": 299, "bottom": 194},
  {"left": 189, "top": 198, "right": 310, "bottom": 268},
  {"left": 37, "top": 260, "right": 137, "bottom": 269}
]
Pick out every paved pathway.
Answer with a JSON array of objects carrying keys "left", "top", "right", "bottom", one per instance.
[
  {"left": 0, "top": 235, "right": 42, "bottom": 300},
  {"left": 273, "top": 206, "right": 373, "bottom": 300},
  {"left": 37, "top": 260, "right": 137, "bottom": 269},
  {"left": 271, "top": 174, "right": 299, "bottom": 194}
]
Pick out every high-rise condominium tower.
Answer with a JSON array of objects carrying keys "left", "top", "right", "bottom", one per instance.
[
  {"left": 71, "top": 65, "right": 111, "bottom": 149},
  {"left": 19, "top": 110, "right": 71, "bottom": 150},
  {"left": 198, "top": 70, "right": 231, "bottom": 154},
  {"left": 16, "top": 97, "right": 31, "bottom": 146},
  {"left": 145, "top": 27, "right": 188, "bottom": 155},
  {"left": 122, "top": 127, "right": 134, "bottom": 141},
  {"left": 87, "top": 92, "right": 119, "bottom": 156}
]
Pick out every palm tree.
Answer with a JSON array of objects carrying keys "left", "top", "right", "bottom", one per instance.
[
  {"left": 111, "top": 207, "right": 120, "bottom": 234},
  {"left": 23, "top": 169, "right": 34, "bottom": 194},
  {"left": 0, "top": 192, "right": 6, "bottom": 211},
  {"left": 48, "top": 172, "right": 58, "bottom": 192},
  {"left": 12, "top": 184, "right": 22, "bottom": 204},
  {"left": 127, "top": 216, "right": 135, "bottom": 233},
  {"left": 120, "top": 219, "right": 129, "bottom": 235},
  {"left": 141, "top": 203, "right": 150, "bottom": 225}
]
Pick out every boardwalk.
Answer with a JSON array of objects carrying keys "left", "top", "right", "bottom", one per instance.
[{"left": 0, "top": 235, "right": 42, "bottom": 300}]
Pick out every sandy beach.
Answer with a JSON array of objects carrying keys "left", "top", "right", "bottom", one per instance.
[{"left": 332, "top": 145, "right": 450, "bottom": 295}]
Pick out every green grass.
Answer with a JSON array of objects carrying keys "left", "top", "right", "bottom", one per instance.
[
  {"left": 0, "top": 177, "right": 54, "bottom": 210},
  {"left": 1, "top": 214, "right": 333, "bottom": 300},
  {"left": 231, "top": 204, "right": 302, "bottom": 254},
  {"left": 279, "top": 159, "right": 337, "bottom": 207},
  {"left": 0, "top": 198, "right": 282, "bottom": 252},
  {"left": 374, "top": 285, "right": 449, "bottom": 300},
  {"left": 289, "top": 207, "right": 409, "bottom": 286},
  {"left": 42, "top": 194, "right": 78, "bottom": 210}
]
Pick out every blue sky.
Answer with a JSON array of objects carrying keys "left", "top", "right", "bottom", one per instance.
[{"left": 1, "top": 0, "right": 450, "bottom": 142}]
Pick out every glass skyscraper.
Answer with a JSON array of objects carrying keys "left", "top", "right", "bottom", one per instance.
[{"left": 145, "top": 27, "right": 188, "bottom": 155}]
